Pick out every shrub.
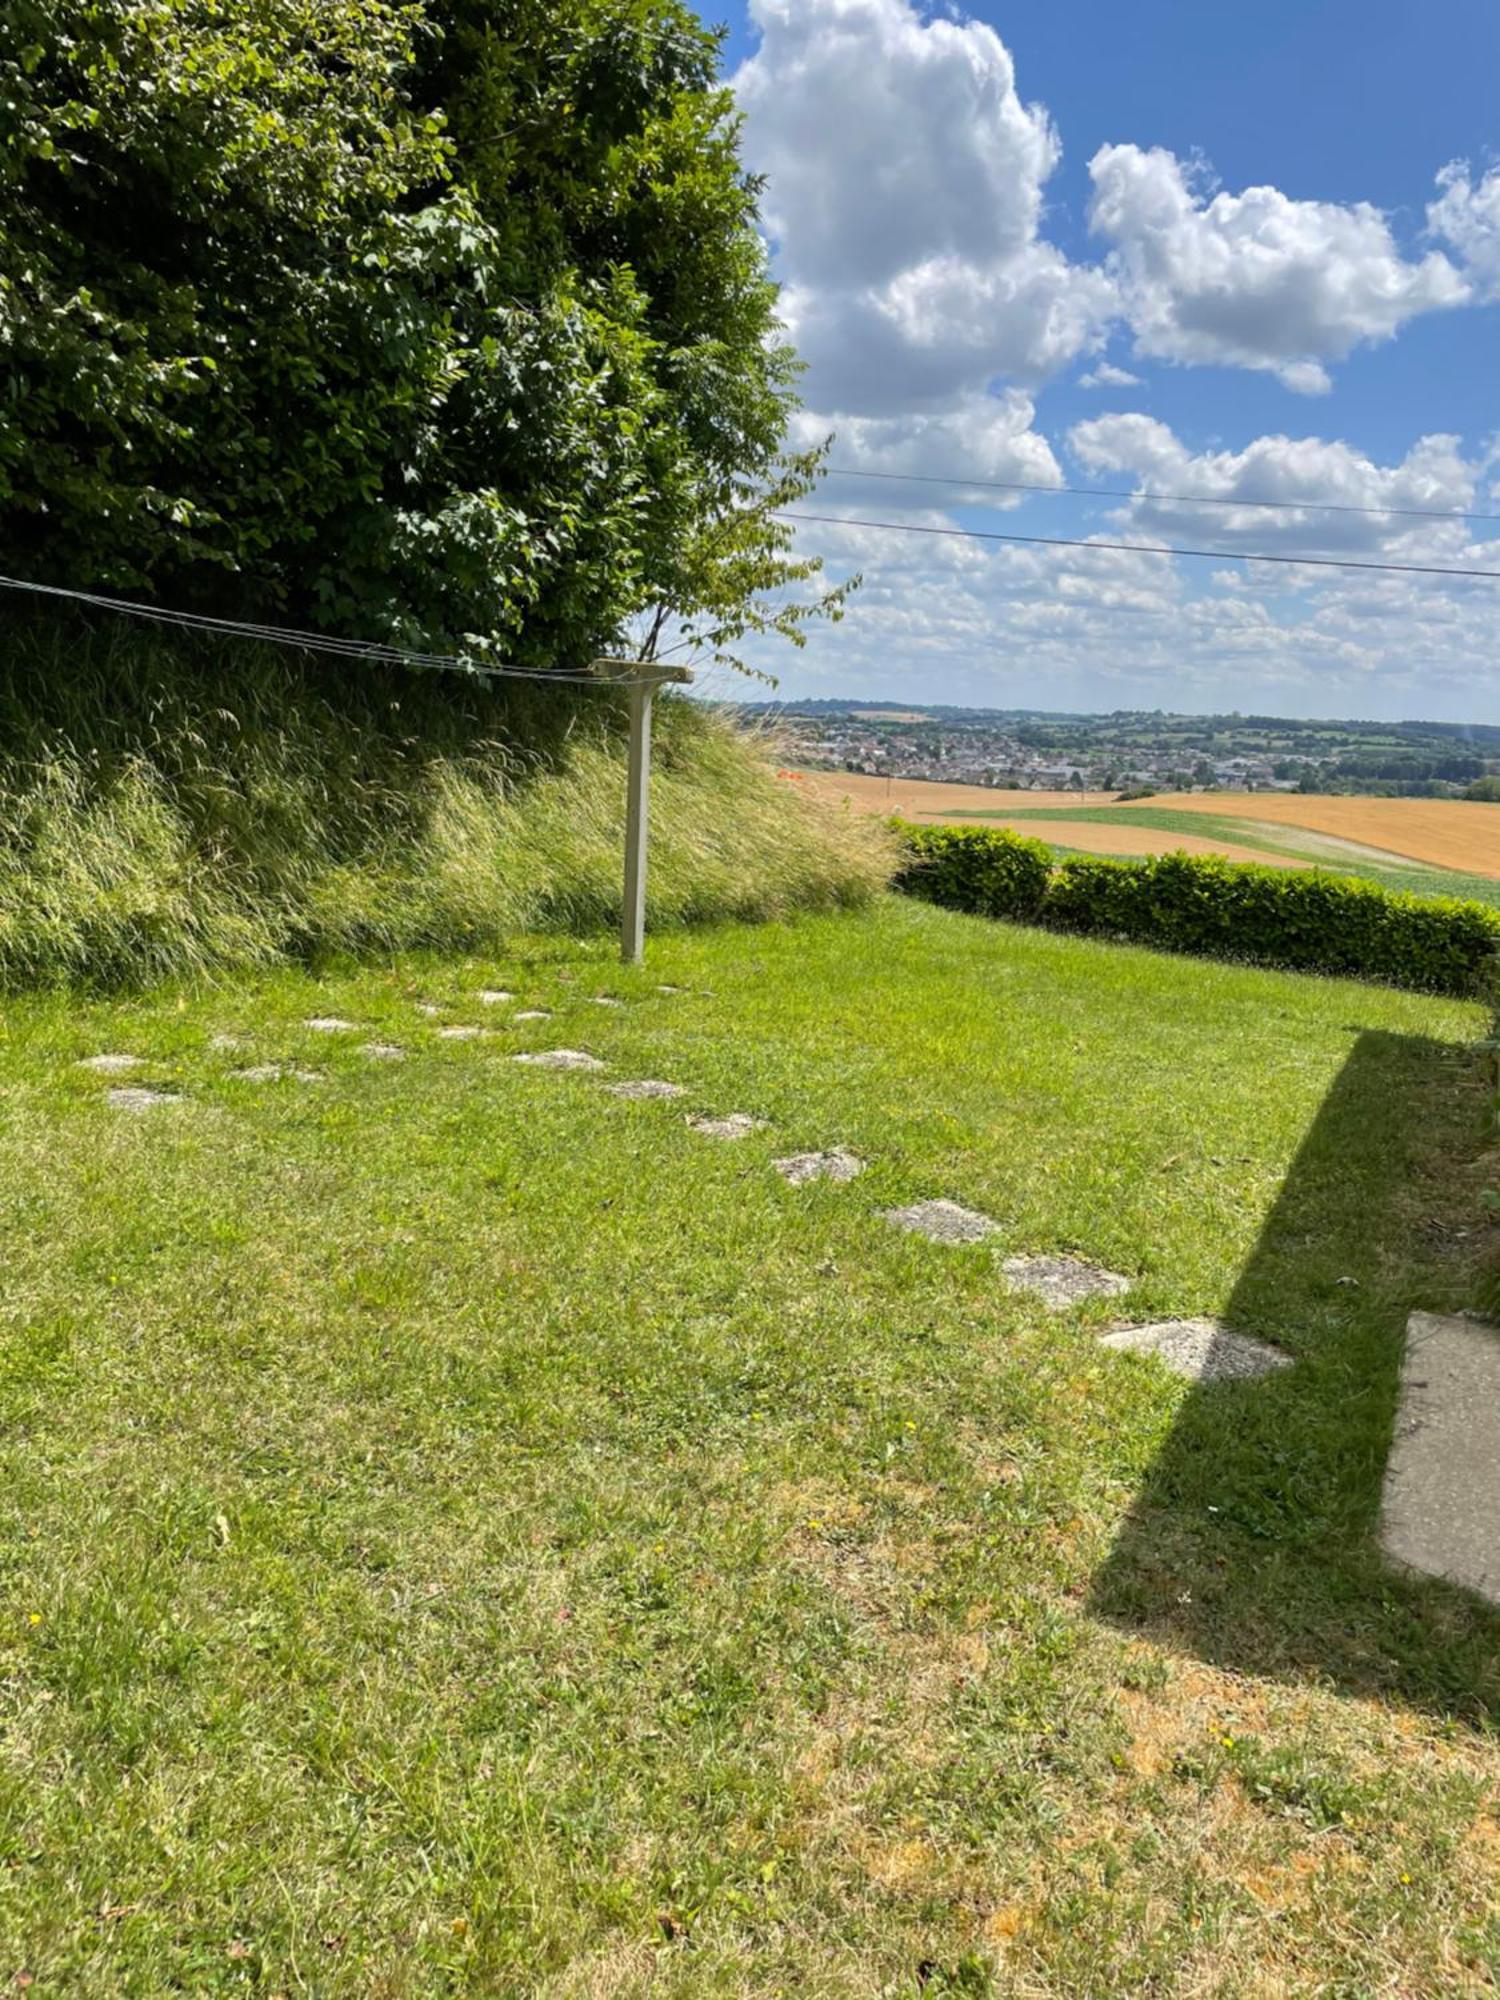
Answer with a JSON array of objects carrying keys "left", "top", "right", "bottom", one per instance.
[
  {"left": 892, "top": 822, "right": 1051, "bottom": 921},
  {"left": 891, "top": 825, "right": 1500, "bottom": 998}
]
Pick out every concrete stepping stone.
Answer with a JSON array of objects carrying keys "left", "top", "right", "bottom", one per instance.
[
  {"left": 657, "top": 984, "right": 685, "bottom": 994},
  {"left": 1381, "top": 1312, "right": 1500, "bottom": 1607},
  {"left": 591, "top": 996, "right": 625, "bottom": 1008},
  {"left": 686, "top": 1113, "right": 765, "bottom": 1140},
  {"left": 414, "top": 1002, "right": 442, "bottom": 1018},
  {"left": 305, "top": 1017, "right": 357, "bottom": 1033},
  {"left": 436, "top": 1024, "right": 488, "bottom": 1041},
  {"left": 882, "top": 1199, "right": 998, "bottom": 1244},
  {"left": 774, "top": 1149, "right": 865, "bottom": 1186},
  {"left": 107, "top": 1086, "right": 180, "bottom": 1112},
  {"left": 1003, "top": 1253, "right": 1131, "bottom": 1311},
  {"left": 477, "top": 990, "right": 514, "bottom": 1005},
  {"left": 360, "top": 1042, "right": 405, "bottom": 1061},
  {"left": 209, "top": 1033, "right": 251, "bottom": 1053},
  {"left": 608, "top": 1080, "right": 685, "bottom": 1101},
  {"left": 228, "top": 1064, "right": 322, "bottom": 1084},
  {"left": 77, "top": 1053, "right": 141, "bottom": 1074},
  {"left": 512, "top": 1049, "right": 605, "bottom": 1072},
  {"left": 1099, "top": 1318, "right": 1292, "bottom": 1382},
  {"left": 513, "top": 1009, "right": 551, "bottom": 1022}
]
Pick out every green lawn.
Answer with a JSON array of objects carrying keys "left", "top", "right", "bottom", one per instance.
[
  {"left": 947, "top": 801, "right": 1500, "bottom": 909},
  {"left": 3, "top": 899, "right": 1498, "bottom": 1995}
]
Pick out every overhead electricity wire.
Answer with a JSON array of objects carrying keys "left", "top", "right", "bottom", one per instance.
[
  {"left": 0, "top": 572, "right": 661, "bottom": 685},
  {"left": 824, "top": 464, "right": 1500, "bottom": 527},
  {"left": 775, "top": 511, "right": 1500, "bottom": 582}
]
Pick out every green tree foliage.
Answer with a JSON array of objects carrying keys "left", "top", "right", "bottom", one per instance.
[{"left": 0, "top": 0, "right": 840, "bottom": 670}]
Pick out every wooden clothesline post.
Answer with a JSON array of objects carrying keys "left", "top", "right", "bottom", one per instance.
[{"left": 590, "top": 658, "right": 694, "bottom": 964}]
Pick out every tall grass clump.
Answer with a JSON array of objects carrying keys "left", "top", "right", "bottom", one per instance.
[{"left": 0, "top": 614, "right": 893, "bottom": 989}]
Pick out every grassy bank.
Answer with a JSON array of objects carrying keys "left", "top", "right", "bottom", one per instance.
[
  {"left": 2, "top": 899, "right": 1498, "bottom": 1993},
  {"left": 0, "top": 614, "right": 891, "bottom": 989}
]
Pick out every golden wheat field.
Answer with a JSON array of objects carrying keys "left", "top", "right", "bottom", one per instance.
[{"left": 796, "top": 770, "right": 1500, "bottom": 880}]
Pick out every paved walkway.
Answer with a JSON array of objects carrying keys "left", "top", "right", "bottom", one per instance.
[{"left": 1381, "top": 1311, "right": 1500, "bottom": 1608}]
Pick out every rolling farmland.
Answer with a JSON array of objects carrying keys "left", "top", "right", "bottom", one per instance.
[{"left": 797, "top": 770, "right": 1500, "bottom": 905}]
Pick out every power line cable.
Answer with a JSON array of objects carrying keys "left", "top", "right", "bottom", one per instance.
[
  {"left": 775, "top": 512, "right": 1500, "bottom": 582},
  {"left": 0, "top": 572, "right": 659, "bottom": 686},
  {"left": 824, "top": 465, "right": 1500, "bottom": 526}
]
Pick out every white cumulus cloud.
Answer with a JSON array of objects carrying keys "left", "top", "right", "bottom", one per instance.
[
  {"left": 1067, "top": 413, "right": 1479, "bottom": 558},
  {"left": 790, "top": 390, "right": 1061, "bottom": 510},
  {"left": 735, "top": 0, "right": 1114, "bottom": 424},
  {"left": 1428, "top": 160, "right": 1500, "bottom": 300},
  {"left": 1088, "top": 144, "right": 1469, "bottom": 391}
]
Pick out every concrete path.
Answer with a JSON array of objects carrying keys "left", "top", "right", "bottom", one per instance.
[{"left": 1381, "top": 1311, "right": 1500, "bottom": 1608}]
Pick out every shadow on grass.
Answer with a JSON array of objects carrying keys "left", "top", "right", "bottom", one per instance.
[{"left": 1089, "top": 1025, "right": 1500, "bottom": 1720}]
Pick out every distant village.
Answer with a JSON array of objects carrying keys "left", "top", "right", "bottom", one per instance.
[
  {"left": 782, "top": 713, "right": 1286, "bottom": 792},
  {"left": 756, "top": 703, "right": 1500, "bottom": 799}
]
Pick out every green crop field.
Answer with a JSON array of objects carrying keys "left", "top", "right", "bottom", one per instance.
[{"left": 3, "top": 899, "right": 1498, "bottom": 1994}]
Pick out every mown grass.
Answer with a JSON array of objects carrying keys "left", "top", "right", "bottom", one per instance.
[
  {"left": 0, "top": 613, "right": 892, "bottom": 990},
  {"left": 2, "top": 899, "right": 1498, "bottom": 1994},
  {"left": 951, "top": 802, "right": 1500, "bottom": 909}
]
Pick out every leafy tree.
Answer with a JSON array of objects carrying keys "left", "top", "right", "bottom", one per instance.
[{"left": 0, "top": 0, "right": 840, "bottom": 672}]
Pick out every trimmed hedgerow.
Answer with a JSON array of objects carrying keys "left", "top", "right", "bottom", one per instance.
[
  {"left": 893, "top": 823, "right": 1500, "bottom": 997},
  {"left": 892, "top": 822, "right": 1051, "bottom": 921}
]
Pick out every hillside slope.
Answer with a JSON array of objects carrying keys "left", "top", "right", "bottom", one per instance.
[{"left": 0, "top": 615, "right": 892, "bottom": 988}]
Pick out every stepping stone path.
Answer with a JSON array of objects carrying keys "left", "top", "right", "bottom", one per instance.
[
  {"left": 305, "top": 1017, "right": 357, "bottom": 1033},
  {"left": 229, "top": 1064, "right": 322, "bottom": 1084},
  {"left": 512, "top": 1049, "right": 605, "bottom": 1072},
  {"left": 436, "top": 1025, "right": 487, "bottom": 1040},
  {"left": 882, "top": 1198, "right": 998, "bottom": 1244},
  {"left": 1099, "top": 1318, "right": 1291, "bottom": 1383},
  {"left": 592, "top": 997, "right": 624, "bottom": 1008},
  {"left": 657, "top": 984, "right": 685, "bottom": 994},
  {"left": 107, "top": 1086, "right": 179, "bottom": 1112},
  {"left": 477, "top": 990, "right": 513, "bottom": 1005},
  {"left": 513, "top": 1009, "right": 551, "bottom": 1022},
  {"left": 686, "top": 1113, "right": 764, "bottom": 1140},
  {"left": 1381, "top": 1311, "right": 1500, "bottom": 1607},
  {"left": 774, "top": 1149, "right": 865, "bottom": 1186},
  {"left": 1003, "top": 1253, "right": 1131, "bottom": 1311},
  {"left": 77, "top": 1053, "right": 141, "bottom": 1074},
  {"left": 415, "top": 1003, "right": 443, "bottom": 1018},
  {"left": 209, "top": 1033, "right": 251, "bottom": 1053},
  {"left": 608, "top": 1080, "right": 685, "bottom": 1101},
  {"left": 360, "top": 1042, "right": 405, "bottom": 1061}
]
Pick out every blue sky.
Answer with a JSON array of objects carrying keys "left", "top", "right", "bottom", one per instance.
[{"left": 701, "top": 1, "right": 1500, "bottom": 720}]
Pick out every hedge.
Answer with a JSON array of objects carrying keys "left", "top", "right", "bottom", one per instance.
[
  {"left": 892, "top": 822, "right": 1500, "bottom": 998},
  {"left": 893, "top": 821, "right": 1051, "bottom": 920}
]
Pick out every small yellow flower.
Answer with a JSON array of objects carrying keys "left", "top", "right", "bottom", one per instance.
[{"left": 27, "top": 1612, "right": 41, "bottom": 1626}]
